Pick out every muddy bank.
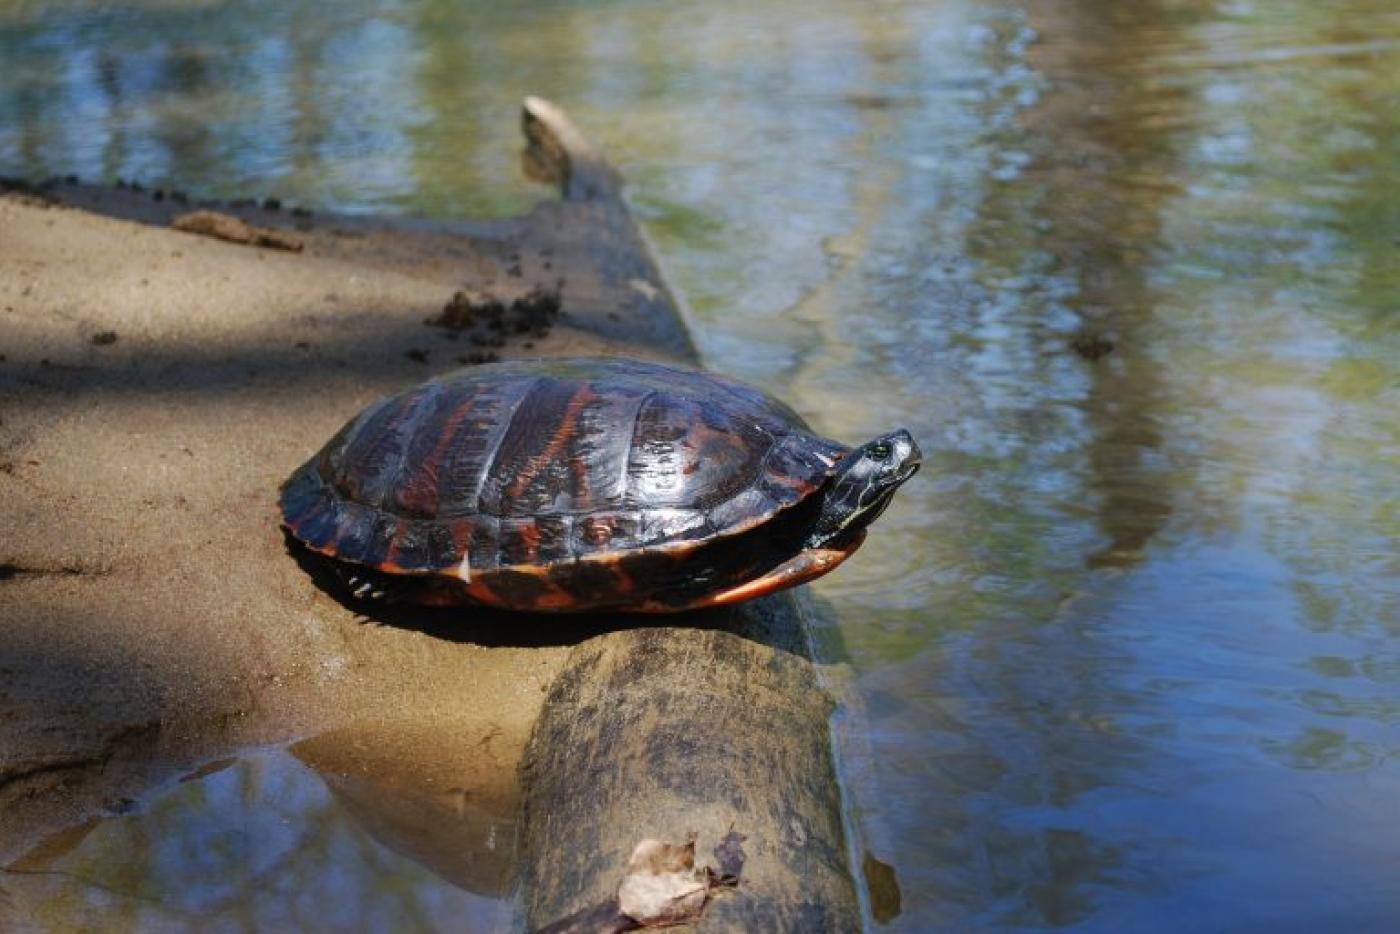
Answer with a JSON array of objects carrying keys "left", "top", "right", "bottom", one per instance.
[{"left": 0, "top": 100, "right": 856, "bottom": 928}]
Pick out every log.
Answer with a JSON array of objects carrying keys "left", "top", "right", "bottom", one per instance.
[
  {"left": 517, "top": 104, "right": 860, "bottom": 931},
  {"left": 521, "top": 96, "right": 625, "bottom": 201},
  {"left": 521, "top": 626, "right": 860, "bottom": 931}
]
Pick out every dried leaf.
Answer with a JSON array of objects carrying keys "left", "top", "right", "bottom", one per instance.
[
  {"left": 533, "top": 898, "right": 635, "bottom": 934},
  {"left": 862, "top": 850, "right": 903, "bottom": 924},
  {"left": 617, "top": 838, "right": 708, "bottom": 927},
  {"left": 170, "top": 210, "right": 303, "bottom": 252}
]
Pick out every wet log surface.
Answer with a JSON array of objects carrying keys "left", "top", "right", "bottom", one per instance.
[{"left": 0, "top": 99, "right": 858, "bottom": 929}]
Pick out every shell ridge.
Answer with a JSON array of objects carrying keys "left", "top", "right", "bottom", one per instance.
[
  {"left": 504, "top": 382, "right": 595, "bottom": 505},
  {"left": 710, "top": 374, "right": 811, "bottom": 432},
  {"left": 617, "top": 389, "right": 657, "bottom": 509},
  {"left": 382, "top": 383, "right": 445, "bottom": 512},
  {"left": 401, "top": 391, "right": 479, "bottom": 518},
  {"left": 318, "top": 394, "right": 393, "bottom": 487},
  {"left": 471, "top": 376, "right": 541, "bottom": 516},
  {"left": 319, "top": 399, "right": 383, "bottom": 482},
  {"left": 331, "top": 388, "right": 432, "bottom": 507}
]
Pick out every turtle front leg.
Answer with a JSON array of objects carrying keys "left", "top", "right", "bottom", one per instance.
[{"left": 648, "top": 531, "right": 868, "bottom": 611}]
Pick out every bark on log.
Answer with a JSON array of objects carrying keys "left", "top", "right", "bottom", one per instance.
[{"left": 521, "top": 625, "right": 860, "bottom": 931}]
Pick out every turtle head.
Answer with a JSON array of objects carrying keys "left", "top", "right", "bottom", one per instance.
[{"left": 807, "top": 429, "right": 921, "bottom": 549}]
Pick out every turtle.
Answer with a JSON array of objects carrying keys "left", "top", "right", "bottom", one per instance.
[{"left": 279, "top": 357, "right": 920, "bottom": 613}]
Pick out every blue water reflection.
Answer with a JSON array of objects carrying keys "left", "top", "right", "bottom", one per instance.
[{"left": 4, "top": 750, "right": 512, "bottom": 930}]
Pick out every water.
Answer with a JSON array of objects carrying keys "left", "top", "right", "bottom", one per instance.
[
  {"left": 1, "top": 749, "right": 514, "bottom": 931},
  {"left": 3, "top": 0, "right": 1398, "bottom": 929}
]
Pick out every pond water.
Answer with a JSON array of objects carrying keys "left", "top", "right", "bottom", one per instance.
[
  {"left": 3, "top": 0, "right": 1398, "bottom": 930},
  {"left": 2, "top": 750, "right": 515, "bottom": 931}
]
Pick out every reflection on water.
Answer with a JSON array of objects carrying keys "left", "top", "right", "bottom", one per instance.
[
  {"left": 1, "top": 750, "right": 513, "bottom": 931},
  {"left": 4, "top": 0, "right": 1399, "bottom": 929},
  {"left": 290, "top": 724, "right": 519, "bottom": 900}
]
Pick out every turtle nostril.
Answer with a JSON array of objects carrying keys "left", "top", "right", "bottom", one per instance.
[{"left": 901, "top": 433, "right": 923, "bottom": 467}]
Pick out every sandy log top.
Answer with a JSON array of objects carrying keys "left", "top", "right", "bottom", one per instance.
[{"left": 0, "top": 99, "right": 858, "bottom": 930}]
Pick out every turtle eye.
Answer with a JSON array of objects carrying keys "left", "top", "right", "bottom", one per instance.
[{"left": 868, "top": 441, "right": 892, "bottom": 460}]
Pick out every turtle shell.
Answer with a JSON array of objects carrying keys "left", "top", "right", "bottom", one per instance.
[{"left": 280, "top": 357, "right": 849, "bottom": 611}]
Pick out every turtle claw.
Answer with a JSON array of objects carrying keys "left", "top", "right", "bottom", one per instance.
[{"left": 340, "top": 569, "right": 406, "bottom": 603}]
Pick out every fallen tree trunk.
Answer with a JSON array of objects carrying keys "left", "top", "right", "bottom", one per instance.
[
  {"left": 514, "top": 101, "right": 859, "bottom": 932},
  {"left": 521, "top": 625, "right": 859, "bottom": 931}
]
